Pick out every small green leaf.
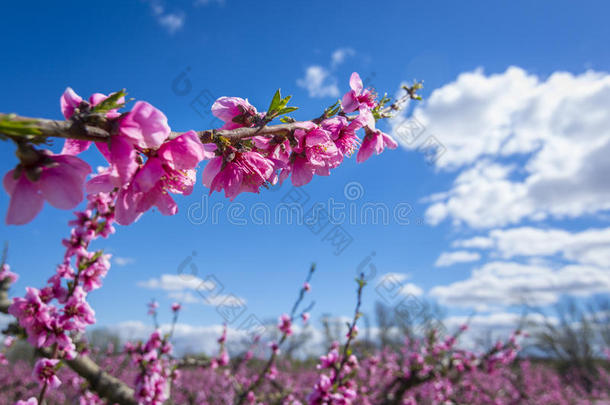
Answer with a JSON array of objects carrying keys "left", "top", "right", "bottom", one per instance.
[
  {"left": 0, "top": 115, "right": 42, "bottom": 137},
  {"left": 268, "top": 89, "right": 282, "bottom": 114},
  {"left": 278, "top": 95, "right": 292, "bottom": 110},
  {"left": 277, "top": 106, "right": 298, "bottom": 115},
  {"left": 92, "top": 89, "right": 127, "bottom": 113}
]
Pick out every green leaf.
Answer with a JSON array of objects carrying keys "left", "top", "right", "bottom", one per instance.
[
  {"left": 0, "top": 115, "right": 42, "bottom": 137},
  {"left": 277, "top": 106, "right": 298, "bottom": 116},
  {"left": 268, "top": 89, "right": 282, "bottom": 114},
  {"left": 92, "top": 89, "right": 127, "bottom": 113},
  {"left": 278, "top": 95, "right": 292, "bottom": 110}
]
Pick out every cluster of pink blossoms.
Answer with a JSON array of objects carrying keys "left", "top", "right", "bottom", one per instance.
[
  {"left": 0, "top": 74, "right": 405, "bottom": 405},
  {"left": 309, "top": 342, "right": 359, "bottom": 404},
  {"left": 8, "top": 191, "right": 115, "bottom": 383},
  {"left": 125, "top": 329, "right": 175, "bottom": 405},
  {"left": 204, "top": 72, "right": 397, "bottom": 197},
  {"left": 4, "top": 72, "right": 397, "bottom": 224}
]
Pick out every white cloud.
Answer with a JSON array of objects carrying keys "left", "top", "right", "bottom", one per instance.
[
  {"left": 378, "top": 272, "right": 410, "bottom": 283},
  {"left": 297, "top": 48, "right": 357, "bottom": 98},
  {"left": 144, "top": 1, "right": 184, "bottom": 34},
  {"left": 399, "top": 283, "right": 424, "bottom": 297},
  {"left": 395, "top": 67, "right": 610, "bottom": 228},
  {"left": 429, "top": 261, "right": 610, "bottom": 311},
  {"left": 455, "top": 226, "right": 610, "bottom": 267},
  {"left": 297, "top": 66, "right": 340, "bottom": 98},
  {"left": 114, "top": 257, "right": 135, "bottom": 266},
  {"left": 138, "top": 274, "right": 246, "bottom": 308},
  {"left": 375, "top": 273, "right": 423, "bottom": 297},
  {"left": 157, "top": 13, "right": 184, "bottom": 34},
  {"left": 435, "top": 250, "right": 481, "bottom": 267},
  {"left": 167, "top": 291, "right": 246, "bottom": 307},
  {"left": 167, "top": 291, "right": 201, "bottom": 304},
  {"left": 331, "top": 48, "right": 355, "bottom": 68},
  {"left": 452, "top": 236, "right": 494, "bottom": 249},
  {"left": 137, "top": 274, "right": 214, "bottom": 292}
]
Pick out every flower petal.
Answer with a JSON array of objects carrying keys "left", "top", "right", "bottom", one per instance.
[
  {"left": 134, "top": 158, "right": 164, "bottom": 193},
  {"left": 120, "top": 101, "right": 170, "bottom": 149},
  {"left": 349, "top": 72, "right": 363, "bottom": 94},
  {"left": 114, "top": 187, "right": 142, "bottom": 226},
  {"left": 201, "top": 156, "right": 223, "bottom": 188},
  {"left": 158, "top": 130, "right": 206, "bottom": 170},
  {"left": 61, "top": 139, "right": 91, "bottom": 156},
  {"left": 341, "top": 91, "right": 359, "bottom": 113},
  {"left": 4, "top": 172, "right": 44, "bottom": 225},
  {"left": 60, "top": 88, "right": 82, "bottom": 119}
]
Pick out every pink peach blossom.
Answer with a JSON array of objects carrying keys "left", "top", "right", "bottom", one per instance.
[
  {"left": 341, "top": 72, "right": 377, "bottom": 113},
  {"left": 3, "top": 154, "right": 91, "bottom": 225}
]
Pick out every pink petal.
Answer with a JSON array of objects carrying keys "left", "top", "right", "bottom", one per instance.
[
  {"left": 201, "top": 156, "right": 223, "bottom": 188},
  {"left": 60, "top": 88, "right": 82, "bottom": 119},
  {"left": 356, "top": 135, "right": 377, "bottom": 163},
  {"left": 114, "top": 187, "right": 142, "bottom": 225},
  {"left": 341, "top": 91, "right": 359, "bottom": 113},
  {"left": 3, "top": 172, "right": 44, "bottom": 225},
  {"left": 382, "top": 132, "right": 398, "bottom": 149},
  {"left": 242, "top": 152, "right": 274, "bottom": 180},
  {"left": 120, "top": 101, "right": 170, "bottom": 149},
  {"left": 211, "top": 163, "right": 243, "bottom": 200},
  {"left": 349, "top": 72, "right": 363, "bottom": 94},
  {"left": 95, "top": 141, "right": 112, "bottom": 162},
  {"left": 158, "top": 130, "right": 206, "bottom": 170},
  {"left": 134, "top": 158, "right": 164, "bottom": 193},
  {"left": 38, "top": 155, "right": 91, "bottom": 209},
  {"left": 89, "top": 93, "right": 108, "bottom": 106},
  {"left": 294, "top": 121, "right": 318, "bottom": 131},
  {"left": 212, "top": 97, "right": 256, "bottom": 124},
  {"left": 61, "top": 139, "right": 91, "bottom": 156},
  {"left": 305, "top": 128, "right": 332, "bottom": 147},
  {"left": 109, "top": 136, "right": 138, "bottom": 185},
  {"left": 151, "top": 188, "right": 178, "bottom": 216},
  {"left": 39, "top": 171, "right": 83, "bottom": 209},
  {"left": 89, "top": 93, "right": 125, "bottom": 119},
  {"left": 360, "top": 107, "right": 376, "bottom": 129},
  {"left": 86, "top": 172, "right": 115, "bottom": 194},
  {"left": 291, "top": 157, "right": 314, "bottom": 187}
]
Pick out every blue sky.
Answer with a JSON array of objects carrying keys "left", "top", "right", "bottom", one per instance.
[{"left": 1, "top": 1, "right": 609, "bottom": 350}]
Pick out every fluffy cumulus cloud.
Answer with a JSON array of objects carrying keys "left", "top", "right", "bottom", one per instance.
[
  {"left": 376, "top": 273, "right": 424, "bottom": 298},
  {"left": 137, "top": 274, "right": 214, "bottom": 291},
  {"left": 297, "top": 66, "right": 340, "bottom": 98},
  {"left": 297, "top": 48, "right": 356, "bottom": 98},
  {"left": 391, "top": 66, "right": 610, "bottom": 315},
  {"left": 435, "top": 250, "right": 481, "bottom": 267},
  {"left": 137, "top": 273, "right": 246, "bottom": 307},
  {"left": 454, "top": 226, "right": 610, "bottom": 267},
  {"left": 113, "top": 256, "right": 135, "bottom": 266},
  {"left": 331, "top": 47, "right": 355, "bottom": 68},
  {"left": 429, "top": 261, "right": 610, "bottom": 311},
  {"left": 391, "top": 67, "right": 610, "bottom": 228}
]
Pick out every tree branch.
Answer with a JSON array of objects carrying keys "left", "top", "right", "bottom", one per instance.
[
  {"left": 0, "top": 88, "right": 416, "bottom": 147},
  {"left": 0, "top": 279, "right": 138, "bottom": 405}
]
